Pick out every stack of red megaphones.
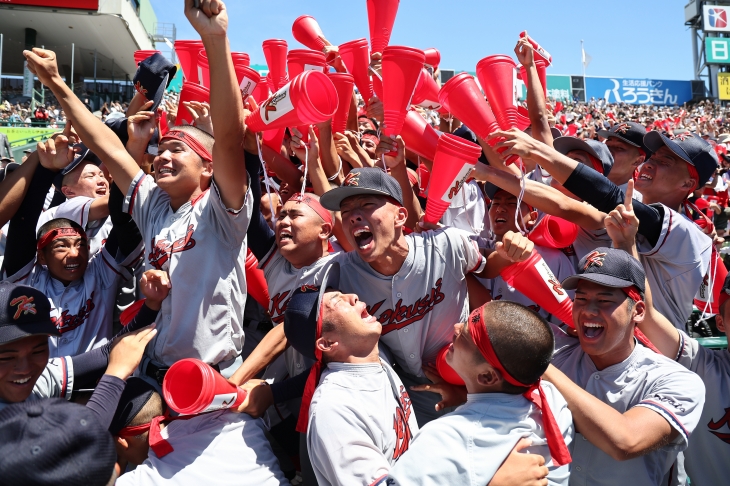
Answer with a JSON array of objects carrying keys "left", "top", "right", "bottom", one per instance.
[{"left": 172, "top": 39, "right": 260, "bottom": 126}]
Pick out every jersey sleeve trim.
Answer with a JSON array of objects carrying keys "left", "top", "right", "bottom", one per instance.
[
  {"left": 80, "top": 199, "right": 91, "bottom": 229},
  {"left": 100, "top": 250, "right": 125, "bottom": 278},
  {"left": 61, "top": 356, "right": 73, "bottom": 399},
  {"left": 642, "top": 208, "right": 672, "bottom": 257},
  {"left": 260, "top": 243, "right": 278, "bottom": 270},
  {"left": 370, "top": 474, "right": 388, "bottom": 486},
  {"left": 211, "top": 177, "right": 250, "bottom": 215},
  {"left": 636, "top": 400, "right": 689, "bottom": 444},
  {"left": 123, "top": 171, "right": 147, "bottom": 216},
  {"left": 674, "top": 330, "right": 686, "bottom": 362},
  {"left": 468, "top": 240, "right": 487, "bottom": 274}
]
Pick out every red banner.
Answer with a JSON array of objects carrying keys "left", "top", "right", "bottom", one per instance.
[{"left": 0, "top": 0, "right": 99, "bottom": 9}]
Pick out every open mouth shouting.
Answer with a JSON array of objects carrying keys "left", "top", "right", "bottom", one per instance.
[
  {"left": 353, "top": 227, "right": 374, "bottom": 252},
  {"left": 581, "top": 321, "right": 605, "bottom": 340},
  {"left": 278, "top": 228, "right": 293, "bottom": 244},
  {"left": 64, "top": 263, "right": 82, "bottom": 273},
  {"left": 157, "top": 166, "right": 175, "bottom": 178},
  {"left": 360, "top": 304, "right": 377, "bottom": 324}
]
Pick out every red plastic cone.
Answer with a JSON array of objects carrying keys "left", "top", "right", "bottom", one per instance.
[
  {"left": 500, "top": 251, "right": 574, "bottom": 328},
  {"left": 134, "top": 50, "right": 161, "bottom": 65},
  {"left": 253, "top": 79, "right": 271, "bottom": 105},
  {"left": 424, "top": 133, "right": 482, "bottom": 224},
  {"left": 381, "top": 46, "right": 425, "bottom": 137},
  {"left": 519, "top": 57, "right": 548, "bottom": 97},
  {"left": 423, "top": 48, "right": 441, "bottom": 69},
  {"left": 263, "top": 39, "right": 289, "bottom": 92},
  {"left": 411, "top": 68, "right": 441, "bottom": 110},
  {"left": 231, "top": 52, "right": 251, "bottom": 67},
  {"left": 528, "top": 215, "right": 579, "bottom": 249},
  {"left": 339, "top": 38, "right": 373, "bottom": 103},
  {"left": 292, "top": 15, "right": 327, "bottom": 51},
  {"left": 400, "top": 110, "right": 440, "bottom": 161},
  {"left": 436, "top": 344, "right": 465, "bottom": 385},
  {"left": 176, "top": 82, "right": 210, "bottom": 126},
  {"left": 262, "top": 127, "right": 286, "bottom": 152},
  {"left": 246, "top": 70, "right": 339, "bottom": 133},
  {"left": 476, "top": 55, "right": 519, "bottom": 131},
  {"left": 519, "top": 32, "right": 552, "bottom": 65},
  {"left": 417, "top": 162, "right": 430, "bottom": 198},
  {"left": 235, "top": 65, "right": 261, "bottom": 101},
  {"left": 287, "top": 49, "right": 328, "bottom": 79},
  {"left": 245, "top": 249, "right": 270, "bottom": 309},
  {"left": 163, "top": 358, "right": 247, "bottom": 415},
  {"left": 328, "top": 72, "right": 355, "bottom": 134},
  {"left": 367, "top": 0, "right": 400, "bottom": 54},
  {"left": 174, "top": 40, "right": 204, "bottom": 84}
]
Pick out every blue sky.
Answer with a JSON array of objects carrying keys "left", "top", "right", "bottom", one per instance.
[{"left": 152, "top": 0, "right": 694, "bottom": 80}]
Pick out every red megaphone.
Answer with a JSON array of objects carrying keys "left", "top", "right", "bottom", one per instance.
[
  {"left": 436, "top": 344, "right": 464, "bottom": 385},
  {"left": 519, "top": 57, "right": 548, "bottom": 98},
  {"left": 329, "top": 72, "right": 355, "bottom": 134},
  {"left": 423, "top": 48, "right": 441, "bottom": 69},
  {"left": 476, "top": 55, "right": 520, "bottom": 132},
  {"left": 253, "top": 78, "right": 271, "bottom": 104},
  {"left": 245, "top": 249, "right": 270, "bottom": 309},
  {"left": 519, "top": 32, "right": 552, "bottom": 65},
  {"left": 400, "top": 109, "right": 440, "bottom": 161},
  {"left": 134, "top": 50, "right": 161, "bottom": 65},
  {"left": 174, "top": 40, "right": 204, "bottom": 84},
  {"left": 176, "top": 82, "right": 210, "bottom": 126},
  {"left": 339, "top": 38, "right": 373, "bottom": 103},
  {"left": 262, "top": 127, "right": 287, "bottom": 152},
  {"left": 163, "top": 359, "right": 247, "bottom": 415},
  {"left": 231, "top": 52, "right": 251, "bottom": 67},
  {"left": 424, "top": 134, "right": 482, "bottom": 224},
  {"left": 246, "top": 70, "right": 339, "bottom": 133},
  {"left": 381, "top": 46, "right": 425, "bottom": 137},
  {"left": 197, "top": 52, "right": 260, "bottom": 100},
  {"left": 528, "top": 215, "right": 578, "bottom": 249},
  {"left": 417, "top": 162, "right": 430, "bottom": 197},
  {"left": 500, "top": 250, "right": 574, "bottom": 328},
  {"left": 412, "top": 68, "right": 441, "bottom": 110},
  {"left": 367, "top": 0, "right": 400, "bottom": 54},
  {"left": 287, "top": 49, "right": 328, "bottom": 79},
  {"left": 292, "top": 15, "right": 327, "bottom": 52},
  {"left": 263, "top": 39, "right": 289, "bottom": 92}
]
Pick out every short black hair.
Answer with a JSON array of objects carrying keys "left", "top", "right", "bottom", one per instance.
[
  {"left": 36, "top": 218, "right": 85, "bottom": 242},
  {"left": 480, "top": 301, "right": 555, "bottom": 393}
]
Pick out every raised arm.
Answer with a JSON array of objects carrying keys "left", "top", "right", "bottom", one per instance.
[
  {"left": 185, "top": 0, "right": 248, "bottom": 208},
  {"left": 515, "top": 35, "right": 553, "bottom": 147}
]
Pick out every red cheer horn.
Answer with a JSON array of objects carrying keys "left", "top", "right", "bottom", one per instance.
[
  {"left": 400, "top": 109, "right": 440, "bottom": 161},
  {"left": 329, "top": 72, "right": 355, "bottom": 134},
  {"left": 246, "top": 70, "right": 339, "bottom": 133},
  {"left": 412, "top": 68, "right": 441, "bottom": 110},
  {"left": 519, "top": 57, "right": 548, "bottom": 98},
  {"left": 231, "top": 52, "right": 251, "bottom": 67},
  {"left": 528, "top": 215, "right": 578, "bottom": 249},
  {"left": 519, "top": 31, "right": 552, "bottom": 65},
  {"left": 367, "top": 0, "right": 400, "bottom": 54},
  {"left": 476, "top": 55, "right": 519, "bottom": 132},
  {"left": 245, "top": 249, "right": 270, "bottom": 310},
  {"left": 292, "top": 15, "right": 327, "bottom": 51},
  {"left": 381, "top": 46, "right": 425, "bottom": 137},
  {"left": 438, "top": 73, "right": 518, "bottom": 165},
  {"left": 287, "top": 49, "right": 328, "bottom": 79},
  {"left": 163, "top": 359, "right": 247, "bottom": 415},
  {"left": 199, "top": 52, "right": 254, "bottom": 91},
  {"left": 134, "top": 50, "right": 161, "bottom": 65},
  {"left": 516, "top": 106, "right": 532, "bottom": 131},
  {"left": 436, "top": 344, "right": 465, "bottom": 385},
  {"left": 424, "top": 133, "right": 482, "bottom": 224},
  {"left": 694, "top": 250, "right": 728, "bottom": 314},
  {"left": 176, "top": 82, "right": 210, "bottom": 126},
  {"left": 339, "top": 38, "right": 373, "bottom": 103},
  {"left": 500, "top": 250, "right": 574, "bottom": 328},
  {"left": 423, "top": 48, "right": 441, "bottom": 69},
  {"left": 253, "top": 79, "right": 271, "bottom": 105},
  {"left": 417, "top": 162, "right": 430, "bottom": 198},
  {"left": 262, "top": 127, "right": 287, "bottom": 152},
  {"left": 174, "top": 40, "right": 204, "bottom": 84},
  {"left": 263, "top": 39, "right": 289, "bottom": 92}
]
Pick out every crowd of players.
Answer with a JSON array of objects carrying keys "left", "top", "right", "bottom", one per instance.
[{"left": 0, "top": 1, "right": 728, "bottom": 485}]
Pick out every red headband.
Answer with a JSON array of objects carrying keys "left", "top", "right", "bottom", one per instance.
[
  {"left": 160, "top": 130, "right": 213, "bottom": 162},
  {"left": 118, "top": 412, "right": 196, "bottom": 458},
  {"left": 360, "top": 133, "right": 380, "bottom": 146},
  {"left": 296, "top": 295, "right": 325, "bottom": 433},
  {"left": 620, "top": 286, "right": 660, "bottom": 354},
  {"left": 468, "top": 306, "right": 572, "bottom": 466},
  {"left": 290, "top": 193, "right": 333, "bottom": 226},
  {"left": 587, "top": 154, "right": 605, "bottom": 175},
  {"left": 37, "top": 227, "right": 87, "bottom": 251},
  {"left": 686, "top": 163, "right": 700, "bottom": 193}
]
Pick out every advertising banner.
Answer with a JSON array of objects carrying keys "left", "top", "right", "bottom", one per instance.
[
  {"left": 706, "top": 37, "right": 730, "bottom": 63},
  {"left": 704, "top": 5, "right": 730, "bottom": 32},
  {"left": 585, "top": 77, "right": 693, "bottom": 105}
]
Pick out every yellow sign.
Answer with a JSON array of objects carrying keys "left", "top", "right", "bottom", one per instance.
[{"left": 719, "top": 73, "right": 730, "bottom": 100}]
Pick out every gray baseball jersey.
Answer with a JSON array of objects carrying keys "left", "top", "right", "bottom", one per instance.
[
  {"left": 636, "top": 207, "right": 712, "bottom": 329},
  {"left": 123, "top": 170, "right": 253, "bottom": 366},
  {"left": 36, "top": 196, "right": 112, "bottom": 255},
  {"left": 440, "top": 180, "right": 486, "bottom": 236},
  {"left": 674, "top": 330, "right": 730, "bottom": 486},
  {"left": 334, "top": 227, "right": 486, "bottom": 377},
  {"left": 5, "top": 246, "right": 138, "bottom": 358},
  {"left": 307, "top": 359, "right": 419, "bottom": 486},
  {"left": 0, "top": 356, "right": 73, "bottom": 413},
  {"left": 387, "top": 383, "right": 573, "bottom": 486},
  {"left": 551, "top": 326, "right": 706, "bottom": 486},
  {"left": 116, "top": 410, "right": 288, "bottom": 486}
]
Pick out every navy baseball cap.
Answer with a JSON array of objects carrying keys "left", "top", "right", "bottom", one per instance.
[
  {"left": 284, "top": 263, "right": 340, "bottom": 361},
  {"left": 0, "top": 282, "right": 59, "bottom": 345},
  {"left": 133, "top": 53, "right": 177, "bottom": 111},
  {"left": 562, "top": 247, "right": 645, "bottom": 294},
  {"left": 109, "top": 377, "right": 161, "bottom": 436},
  {"left": 1, "top": 162, "right": 20, "bottom": 183},
  {"left": 644, "top": 131, "right": 718, "bottom": 187},
  {"left": 597, "top": 121, "right": 652, "bottom": 157},
  {"left": 320, "top": 167, "right": 404, "bottom": 211},
  {"left": 59, "top": 143, "right": 102, "bottom": 177},
  {"left": 105, "top": 116, "right": 159, "bottom": 155},
  {"left": 553, "top": 137, "right": 614, "bottom": 176},
  {"left": 0, "top": 399, "right": 116, "bottom": 486}
]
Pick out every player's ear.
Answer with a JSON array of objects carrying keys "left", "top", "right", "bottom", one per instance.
[
  {"left": 319, "top": 222, "right": 333, "bottom": 240},
  {"left": 631, "top": 299, "right": 646, "bottom": 324},
  {"left": 315, "top": 336, "right": 336, "bottom": 354},
  {"left": 476, "top": 366, "right": 501, "bottom": 387},
  {"left": 393, "top": 205, "right": 408, "bottom": 228},
  {"left": 60, "top": 185, "right": 74, "bottom": 198},
  {"left": 36, "top": 248, "right": 47, "bottom": 265},
  {"left": 115, "top": 436, "right": 129, "bottom": 451},
  {"left": 716, "top": 311, "right": 726, "bottom": 333}
]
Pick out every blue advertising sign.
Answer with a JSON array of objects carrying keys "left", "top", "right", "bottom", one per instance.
[{"left": 585, "top": 77, "right": 693, "bottom": 105}]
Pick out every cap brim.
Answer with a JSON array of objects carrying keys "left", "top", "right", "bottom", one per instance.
[
  {"left": 596, "top": 130, "right": 640, "bottom": 147},
  {"left": 60, "top": 147, "right": 92, "bottom": 176},
  {"left": 150, "top": 73, "right": 168, "bottom": 112},
  {"left": 644, "top": 131, "right": 693, "bottom": 166},
  {"left": 320, "top": 186, "right": 397, "bottom": 211},
  {"left": 0, "top": 320, "right": 60, "bottom": 344},
  {"left": 553, "top": 136, "right": 601, "bottom": 160},
  {"left": 561, "top": 273, "right": 635, "bottom": 291}
]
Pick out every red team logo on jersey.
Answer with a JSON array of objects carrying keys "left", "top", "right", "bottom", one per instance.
[
  {"left": 392, "top": 385, "right": 413, "bottom": 461},
  {"left": 367, "top": 279, "right": 446, "bottom": 335},
  {"left": 10, "top": 296, "right": 36, "bottom": 319},
  {"left": 343, "top": 173, "right": 360, "bottom": 187},
  {"left": 149, "top": 224, "right": 197, "bottom": 270},
  {"left": 708, "top": 408, "right": 730, "bottom": 444},
  {"left": 583, "top": 251, "right": 606, "bottom": 270},
  {"left": 269, "top": 291, "right": 291, "bottom": 324},
  {"left": 614, "top": 123, "right": 630, "bottom": 135},
  {"left": 50, "top": 292, "right": 96, "bottom": 334}
]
